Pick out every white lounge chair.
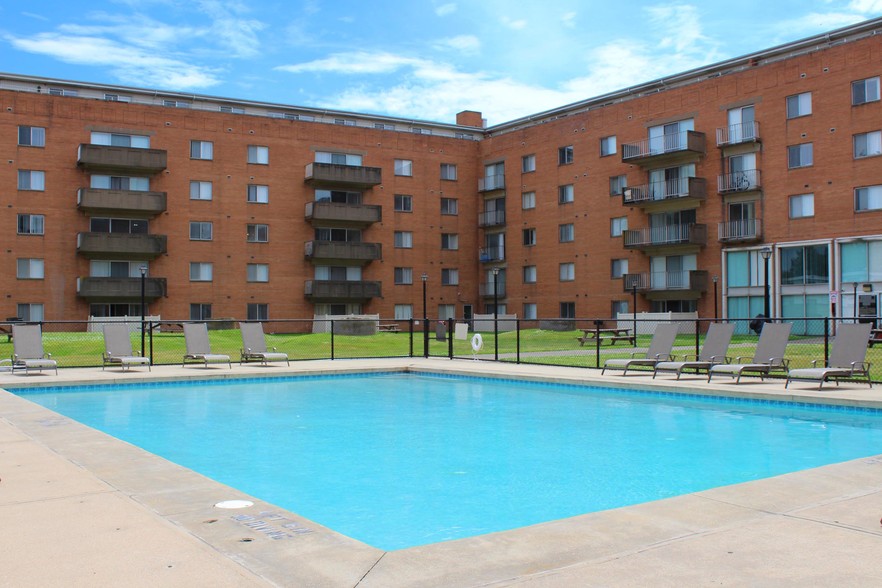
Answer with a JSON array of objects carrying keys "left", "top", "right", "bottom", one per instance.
[
  {"left": 239, "top": 322, "right": 289, "bottom": 366},
  {"left": 785, "top": 323, "right": 873, "bottom": 390},
  {"left": 708, "top": 323, "right": 792, "bottom": 384},
  {"left": 601, "top": 323, "right": 679, "bottom": 376},
  {"left": 12, "top": 324, "right": 58, "bottom": 375},
  {"left": 102, "top": 323, "right": 151, "bottom": 371},
  {"left": 654, "top": 322, "right": 735, "bottom": 379},
  {"left": 182, "top": 323, "right": 231, "bottom": 368}
]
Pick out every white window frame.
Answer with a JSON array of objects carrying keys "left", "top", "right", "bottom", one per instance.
[
  {"left": 441, "top": 233, "right": 459, "bottom": 250},
  {"left": 394, "top": 194, "right": 413, "bottom": 212},
  {"left": 441, "top": 268, "right": 459, "bottom": 286},
  {"left": 17, "top": 170, "right": 45, "bottom": 191},
  {"left": 610, "top": 217, "right": 628, "bottom": 237},
  {"left": 189, "top": 262, "right": 213, "bottom": 281},
  {"left": 522, "top": 191, "right": 536, "bottom": 210},
  {"left": 523, "top": 303, "right": 537, "bottom": 320},
  {"left": 600, "top": 135, "right": 617, "bottom": 157},
  {"left": 523, "top": 265, "right": 537, "bottom": 284},
  {"left": 853, "top": 131, "right": 882, "bottom": 159},
  {"left": 247, "top": 145, "right": 269, "bottom": 164},
  {"left": 394, "top": 304, "right": 413, "bottom": 320},
  {"left": 16, "top": 258, "right": 44, "bottom": 279},
  {"left": 17, "top": 214, "right": 45, "bottom": 235},
  {"left": 852, "top": 77, "right": 881, "bottom": 106},
  {"left": 190, "top": 181, "right": 213, "bottom": 200},
  {"left": 394, "top": 159, "right": 413, "bottom": 176},
  {"left": 855, "top": 185, "right": 882, "bottom": 212},
  {"left": 441, "top": 198, "right": 458, "bottom": 215},
  {"left": 558, "top": 184, "right": 574, "bottom": 204},
  {"left": 522, "top": 154, "right": 536, "bottom": 173},
  {"left": 786, "top": 92, "right": 812, "bottom": 118},
  {"left": 247, "top": 303, "right": 269, "bottom": 320},
  {"left": 189, "top": 221, "right": 213, "bottom": 241},
  {"left": 394, "top": 267, "right": 413, "bottom": 285},
  {"left": 789, "top": 193, "right": 814, "bottom": 219},
  {"left": 247, "top": 184, "right": 269, "bottom": 203},
  {"left": 18, "top": 126, "right": 46, "bottom": 147},
  {"left": 559, "top": 262, "right": 575, "bottom": 281},
  {"left": 787, "top": 143, "right": 813, "bottom": 169},
  {"left": 559, "top": 223, "right": 574, "bottom": 243},
  {"left": 190, "top": 140, "right": 214, "bottom": 160},
  {"left": 523, "top": 228, "right": 536, "bottom": 246},
  {"left": 611, "top": 259, "right": 629, "bottom": 279},
  {"left": 558, "top": 145, "right": 574, "bottom": 165},
  {"left": 246, "top": 224, "right": 269, "bottom": 242},
  {"left": 394, "top": 231, "right": 413, "bottom": 248},
  {"left": 440, "top": 163, "right": 457, "bottom": 180},
  {"left": 247, "top": 263, "right": 269, "bottom": 282},
  {"left": 90, "top": 132, "right": 149, "bottom": 148}
]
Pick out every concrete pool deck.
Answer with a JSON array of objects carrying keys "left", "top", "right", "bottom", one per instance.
[{"left": 1, "top": 358, "right": 881, "bottom": 587}]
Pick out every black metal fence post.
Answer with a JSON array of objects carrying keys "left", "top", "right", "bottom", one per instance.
[
  {"left": 695, "top": 319, "right": 701, "bottom": 358},
  {"left": 330, "top": 319, "right": 335, "bottom": 360},
  {"left": 823, "top": 316, "right": 830, "bottom": 364},
  {"left": 594, "top": 319, "right": 603, "bottom": 369},
  {"left": 516, "top": 319, "right": 521, "bottom": 364},
  {"left": 447, "top": 318, "right": 454, "bottom": 359}
]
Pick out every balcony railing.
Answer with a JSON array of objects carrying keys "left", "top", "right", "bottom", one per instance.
[
  {"left": 304, "top": 163, "right": 382, "bottom": 188},
  {"left": 304, "top": 240, "right": 382, "bottom": 262},
  {"left": 305, "top": 202, "right": 382, "bottom": 225},
  {"left": 478, "top": 210, "right": 506, "bottom": 228},
  {"left": 716, "top": 121, "right": 760, "bottom": 146},
  {"left": 718, "top": 219, "right": 763, "bottom": 242},
  {"left": 623, "top": 177, "right": 706, "bottom": 206},
  {"left": 621, "top": 130, "right": 706, "bottom": 163},
  {"left": 479, "top": 246, "right": 505, "bottom": 262},
  {"left": 717, "top": 169, "right": 761, "bottom": 193},
  {"left": 623, "top": 224, "right": 707, "bottom": 249},
  {"left": 304, "top": 280, "right": 381, "bottom": 300},
  {"left": 76, "top": 233, "right": 167, "bottom": 260},
  {"left": 77, "top": 277, "right": 167, "bottom": 300},
  {"left": 479, "top": 282, "right": 506, "bottom": 297},
  {"left": 77, "top": 188, "right": 167, "bottom": 217},
  {"left": 623, "top": 270, "right": 708, "bottom": 293},
  {"left": 77, "top": 144, "right": 167, "bottom": 174},
  {"left": 478, "top": 174, "right": 505, "bottom": 192}
]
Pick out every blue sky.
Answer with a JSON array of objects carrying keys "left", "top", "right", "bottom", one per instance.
[{"left": 2, "top": 1, "right": 881, "bottom": 125}]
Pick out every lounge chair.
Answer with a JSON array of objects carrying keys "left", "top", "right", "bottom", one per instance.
[
  {"left": 12, "top": 324, "right": 58, "bottom": 375},
  {"left": 653, "top": 322, "right": 735, "bottom": 379},
  {"left": 182, "top": 323, "right": 231, "bottom": 368},
  {"left": 785, "top": 323, "right": 873, "bottom": 390},
  {"left": 239, "top": 322, "right": 290, "bottom": 366},
  {"left": 102, "top": 323, "right": 151, "bottom": 371},
  {"left": 708, "top": 323, "right": 792, "bottom": 384},
  {"left": 601, "top": 323, "right": 679, "bottom": 376}
]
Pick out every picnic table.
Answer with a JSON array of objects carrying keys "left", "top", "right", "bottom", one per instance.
[
  {"left": 577, "top": 328, "right": 635, "bottom": 346},
  {"left": 870, "top": 329, "right": 882, "bottom": 347},
  {"left": 378, "top": 323, "right": 401, "bottom": 333}
]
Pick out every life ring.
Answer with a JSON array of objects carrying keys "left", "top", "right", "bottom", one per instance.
[{"left": 470, "top": 333, "right": 484, "bottom": 352}]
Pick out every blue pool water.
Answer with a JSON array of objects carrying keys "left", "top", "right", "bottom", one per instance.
[{"left": 14, "top": 372, "right": 882, "bottom": 550}]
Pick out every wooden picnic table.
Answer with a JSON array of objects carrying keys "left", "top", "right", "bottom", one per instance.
[{"left": 577, "top": 328, "right": 635, "bottom": 346}]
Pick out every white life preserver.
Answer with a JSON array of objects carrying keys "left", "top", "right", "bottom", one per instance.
[{"left": 470, "top": 333, "right": 484, "bottom": 352}]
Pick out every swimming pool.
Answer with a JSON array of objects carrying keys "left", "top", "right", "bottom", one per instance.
[{"left": 14, "top": 372, "right": 882, "bottom": 551}]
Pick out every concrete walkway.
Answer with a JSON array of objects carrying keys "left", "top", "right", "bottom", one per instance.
[{"left": 1, "top": 359, "right": 881, "bottom": 586}]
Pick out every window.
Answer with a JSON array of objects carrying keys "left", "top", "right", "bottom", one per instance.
[
  {"left": 394, "top": 159, "right": 413, "bottom": 176},
  {"left": 246, "top": 224, "right": 269, "bottom": 242},
  {"left": 220, "top": 105, "right": 244, "bottom": 114},
  {"left": 440, "top": 198, "right": 458, "bottom": 215},
  {"left": 190, "top": 181, "right": 213, "bottom": 200},
  {"left": 163, "top": 99, "right": 190, "bottom": 108},
  {"left": 523, "top": 228, "right": 536, "bottom": 246},
  {"left": 781, "top": 244, "right": 829, "bottom": 285},
  {"left": 852, "top": 77, "right": 880, "bottom": 105},
  {"left": 90, "top": 218, "right": 147, "bottom": 234},
  {"left": 247, "top": 184, "right": 269, "bottom": 203},
  {"left": 17, "top": 303, "right": 43, "bottom": 322},
  {"left": 787, "top": 143, "right": 813, "bottom": 169},
  {"left": 522, "top": 154, "right": 536, "bottom": 173},
  {"left": 17, "top": 258, "right": 44, "bottom": 279},
  {"left": 315, "top": 189, "right": 361, "bottom": 204},
  {"left": 91, "top": 132, "right": 149, "bottom": 148},
  {"left": 523, "top": 303, "right": 537, "bottom": 320},
  {"left": 560, "top": 302, "right": 576, "bottom": 319},
  {"left": 559, "top": 223, "right": 574, "bottom": 243},
  {"left": 334, "top": 118, "right": 356, "bottom": 126},
  {"left": 611, "top": 259, "right": 629, "bottom": 279},
  {"left": 855, "top": 185, "right": 882, "bottom": 212},
  {"left": 600, "top": 135, "right": 617, "bottom": 157},
  {"left": 441, "top": 268, "right": 459, "bottom": 285},
  {"left": 190, "top": 140, "right": 214, "bottom": 160},
  {"left": 789, "top": 193, "right": 814, "bottom": 218},
  {"left": 558, "top": 145, "right": 574, "bottom": 165},
  {"left": 412, "top": 127, "right": 431, "bottom": 135},
  {"left": 17, "top": 214, "right": 44, "bottom": 235},
  {"left": 440, "top": 164, "right": 457, "bottom": 180},
  {"left": 315, "top": 151, "right": 362, "bottom": 165},
  {"left": 189, "top": 262, "right": 213, "bottom": 281},
  {"left": 610, "top": 175, "right": 627, "bottom": 196},
  {"left": 558, "top": 184, "right": 574, "bottom": 204},
  {"left": 610, "top": 217, "right": 628, "bottom": 237},
  {"left": 786, "top": 92, "right": 812, "bottom": 118},
  {"left": 611, "top": 300, "right": 629, "bottom": 316},
  {"left": 90, "top": 175, "right": 149, "bottom": 191},
  {"left": 247, "top": 263, "right": 269, "bottom": 282},
  {"left": 48, "top": 87, "right": 77, "bottom": 97},
  {"left": 314, "top": 266, "right": 361, "bottom": 281},
  {"left": 90, "top": 260, "right": 147, "bottom": 278},
  {"left": 559, "top": 262, "right": 575, "bottom": 281},
  {"left": 394, "top": 194, "right": 413, "bottom": 212},
  {"left": 247, "top": 145, "right": 269, "bottom": 164},
  {"left": 522, "top": 191, "right": 536, "bottom": 210},
  {"left": 315, "top": 227, "right": 361, "bottom": 242},
  {"left": 394, "top": 231, "right": 413, "bottom": 248},
  {"left": 394, "top": 304, "right": 413, "bottom": 320},
  {"left": 841, "top": 240, "right": 882, "bottom": 282},
  {"left": 853, "top": 131, "right": 882, "bottom": 158},
  {"left": 374, "top": 123, "right": 395, "bottom": 131},
  {"left": 17, "top": 170, "right": 45, "bottom": 191},
  {"left": 394, "top": 267, "right": 413, "bottom": 285},
  {"left": 189, "top": 221, "right": 213, "bottom": 241},
  {"left": 18, "top": 126, "right": 45, "bottom": 147},
  {"left": 438, "top": 304, "right": 456, "bottom": 320},
  {"left": 247, "top": 303, "right": 268, "bottom": 321},
  {"left": 441, "top": 233, "right": 459, "bottom": 250},
  {"left": 523, "top": 265, "right": 537, "bottom": 284},
  {"left": 190, "top": 303, "right": 212, "bottom": 321}
]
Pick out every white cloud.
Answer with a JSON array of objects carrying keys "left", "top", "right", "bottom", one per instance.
[
  {"left": 765, "top": 11, "right": 867, "bottom": 39},
  {"left": 501, "top": 16, "right": 527, "bottom": 30},
  {"left": 434, "top": 34, "right": 480, "bottom": 53},
  {"left": 848, "top": 0, "right": 882, "bottom": 13},
  {"left": 22, "top": 12, "right": 49, "bottom": 21},
  {"left": 196, "top": 0, "right": 266, "bottom": 58},
  {"left": 276, "top": 52, "right": 426, "bottom": 75},
  {"left": 561, "top": 12, "right": 576, "bottom": 28},
  {"left": 435, "top": 3, "right": 457, "bottom": 16}
]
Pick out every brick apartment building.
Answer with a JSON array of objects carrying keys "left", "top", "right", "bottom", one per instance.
[{"left": 2, "top": 18, "right": 881, "bottom": 331}]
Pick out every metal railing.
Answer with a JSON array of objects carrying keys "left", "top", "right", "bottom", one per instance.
[
  {"left": 718, "top": 219, "right": 762, "bottom": 241},
  {"left": 715, "top": 121, "right": 760, "bottom": 146},
  {"left": 717, "top": 169, "right": 761, "bottom": 193}
]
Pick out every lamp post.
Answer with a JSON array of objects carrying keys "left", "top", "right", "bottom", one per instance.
[
  {"left": 139, "top": 265, "right": 147, "bottom": 357},
  {"left": 712, "top": 275, "right": 719, "bottom": 322},
  {"left": 492, "top": 267, "right": 499, "bottom": 361},
  {"left": 421, "top": 273, "right": 428, "bottom": 358},
  {"left": 760, "top": 247, "right": 772, "bottom": 319},
  {"left": 631, "top": 281, "right": 638, "bottom": 341},
  {"left": 852, "top": 282, "right": 858, "bottom": 321}
]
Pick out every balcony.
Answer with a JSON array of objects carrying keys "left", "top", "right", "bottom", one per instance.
[
  {"left": 718, "top": 219, "right": 763, "bottom": 243},
  {"left": 77, "top": 144, "right": 167, "bottom": 175},
  {"left": 623, "top": 270, "right": 708, "bottom": 299},
  {"left": 304, "top": 280, "right": 381, "bottom": 301},
  {"left": 716, "top": 121, "right": 760, "bottom": 147},
  {"left": 621, "top": 131, "right": 706, "bottom": 166},
  {"left": 717, "top": 169, "right": 762, "bottom": 194},
  {"left": 76, "top": 233, "right": 167, "bottom": 260},
  {"left": 77, "top": 277, "right": 167, "bottom": 301},
  {"left": 304, "top": 240, "right": 382, "bottom": 263},
  {"left": 77, "top": 188, "right": 167, "bottom": 217},
  {"left": 305, "top": 202, "right": 382, "bottom": 226},
  {"left": 304, "top": 163, "right": 381, "bottom": 189},
  {"left": 478, "top": 210, "right": 506, "bottom": 228},
  {"left": 623, "top": 224, "right": 707, "bottom": 251},
  {"left": 479, "top": 282, "right": 506, "bottom": 298},
  {"left": 478, "top": 174, "right": 505, "bottom": 192},
  {"left": 623, "top": 177, "right": 707, "bottom": 209},
  {"left": 479, "top": 246, "right": 505, "bottom": 263}
]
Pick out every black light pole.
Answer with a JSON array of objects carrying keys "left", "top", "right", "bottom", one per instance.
[
  {"left": 760, "top": 247, "right": 772, "bottom": 319},
  {"left": 421, "top": 273, "right": 428, "bottom": 358},
  {"left": 712, "top": 275, "right": 719, "bottom": 322},
  {"left": 631, "top": 281, "right": 638, "bottom": 342},
  {"left": 852, "top": 282, "right": 858, "bottom": 321},
  {"left": 139, "top": 265, "right": 147, "bottom": 357},
  {"left": 492, "top": 267, "right": 499, "bottom": 361}
]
